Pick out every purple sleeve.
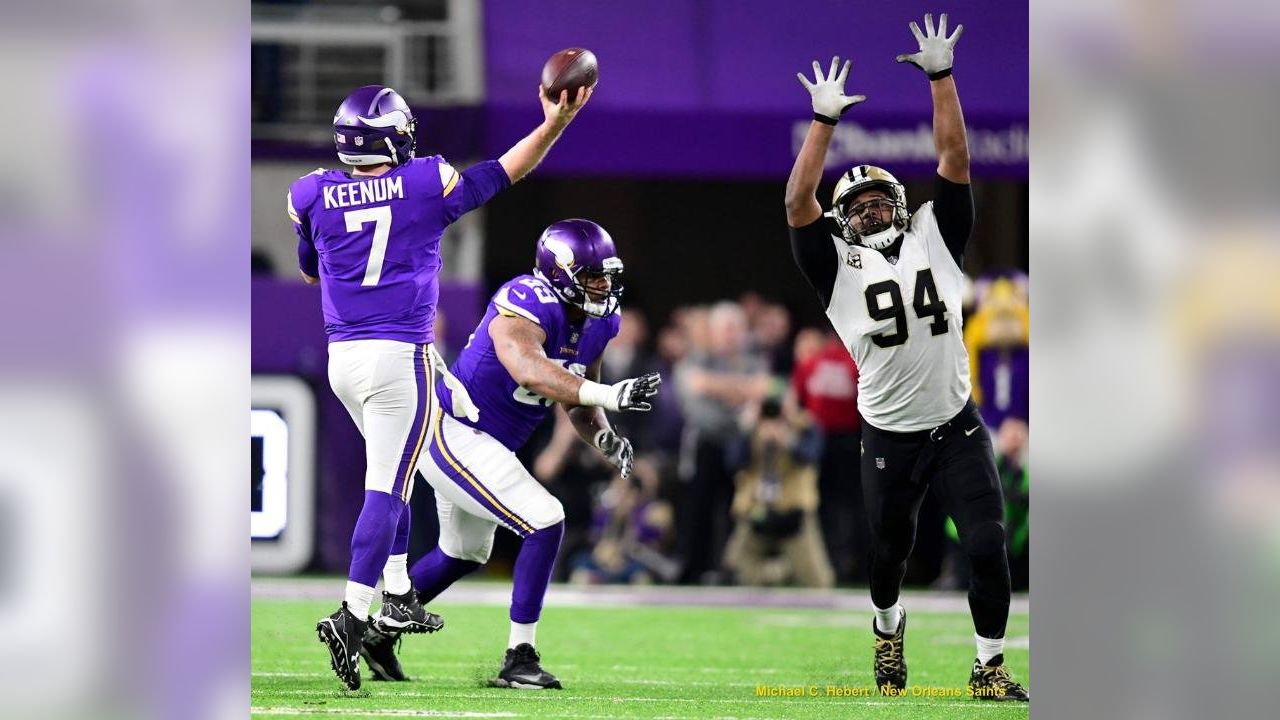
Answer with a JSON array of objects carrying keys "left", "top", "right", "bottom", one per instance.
[
  {"left": 444, "top": 159, "right": 511, "bottom": 223},
  {"left": 296, "top": 235, "right": 318, "bottom": 276},
  {"left": 492, "top": 276, "right": 563, "bottom": 330},
  {"left": 288, "top": 181, "right": 319, "bottom": 276}
]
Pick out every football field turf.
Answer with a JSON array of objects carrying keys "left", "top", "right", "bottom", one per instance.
[{"left": 252, "top": 581, "right": 1029, "bottom": 720}]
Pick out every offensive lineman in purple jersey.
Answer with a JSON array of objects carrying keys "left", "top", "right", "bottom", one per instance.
[
  {"left": 297, "top": 82, "right": 592, "bottom": 690},
  {"left": 376, "top": 220, "right": 660, "bottom": 689}
]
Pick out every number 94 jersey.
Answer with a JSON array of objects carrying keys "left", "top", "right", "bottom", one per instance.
[
  {"left": 827, "top": 202, "right": 971, "bottom": 432},
  {"left": 438, "top": 274, "right": 621, "bottom": 451}
]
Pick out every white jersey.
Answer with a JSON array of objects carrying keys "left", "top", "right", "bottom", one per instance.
[{"left": 825, "top": 202, "right": 970, "bottom": 432}]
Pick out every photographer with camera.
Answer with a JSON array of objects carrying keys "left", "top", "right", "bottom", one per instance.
[{"left": 722, "top": 398, "right": 835, "bottom": 588}]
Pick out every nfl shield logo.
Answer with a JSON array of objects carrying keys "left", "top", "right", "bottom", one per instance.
[{"left": 876, "top": 457, "right": 886, "bottom": 470}]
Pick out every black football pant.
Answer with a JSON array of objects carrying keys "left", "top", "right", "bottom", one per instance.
[{"left": 860, "top": 399, "right": 1011, "bottom": 639}]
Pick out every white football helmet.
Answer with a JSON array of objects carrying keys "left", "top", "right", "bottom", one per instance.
[{"left": 829, "top": 165, "right": 910, "bottom": 250}]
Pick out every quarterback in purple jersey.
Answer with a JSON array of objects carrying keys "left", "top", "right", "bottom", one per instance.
[
  {"left": 381, "top": 219, "right": 659, "bottom": 689},
  {"left": 301, "top": 82, "right": 592, "bottom": 691}
]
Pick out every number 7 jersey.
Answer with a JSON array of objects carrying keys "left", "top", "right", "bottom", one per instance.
[
  {"left": 287, "top": 155, "right": 468, "bottom": 344},
  {"left": 827, "top": 202, "right": 971, "bottom": 432}
]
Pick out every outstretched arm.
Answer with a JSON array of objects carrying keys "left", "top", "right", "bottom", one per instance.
[
  {"left": 896, "top": 12, "right": 970, "bottom": 183},
  {"left": 785, "top": 122, "right": 835, "bottom": 228},
  {"left": 498, "top": 85, "right": 592, "bottom": 183},
  {"left": 489, "top": 314, "right": 661, "bottom": 412},
  {"left": 897, "top": 12, "right": 974, "bottom": 261},
  {"left": 787, "top": 57, "right": 863, "bottom": 306},
  {"left": 785, "top": 57, "right": 865, "bottom": 228},
  {"left": 930, "top": 76, "right": 969, "bottom": 184},
  {"left": 490, "top": 314, "right": 588, "bottom": 405}
]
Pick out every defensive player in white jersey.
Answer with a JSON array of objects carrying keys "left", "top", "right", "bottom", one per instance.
[{"left": 785, "top": 14, "right": 1027, "bottom": 701}]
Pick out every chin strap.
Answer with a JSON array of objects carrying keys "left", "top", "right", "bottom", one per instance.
[{"left": 860, "top": 227, "right": 903, "bottom": 250}]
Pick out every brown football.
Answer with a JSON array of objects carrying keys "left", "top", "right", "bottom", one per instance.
[{"left": 541, "top": 48, "right": 598, "bottom": 102}]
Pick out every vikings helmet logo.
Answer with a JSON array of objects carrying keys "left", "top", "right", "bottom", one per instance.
[{"left": 543, "top": 237, "right": 576, "bottom": 270}]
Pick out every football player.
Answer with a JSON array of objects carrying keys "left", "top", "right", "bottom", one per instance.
[
  {"left": 785, "top": 14, "right": 1028, "bottom": 701},
  {"left": 370, "top": 219, "right": 658, "bottom": 689},
  {"left": 293, "top": 82, "right": 591, "bottom": 690}
]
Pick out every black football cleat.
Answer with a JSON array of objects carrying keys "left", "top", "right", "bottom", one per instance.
[
  {"left": 361, "top": 623, "right": 408, "bottom": 682},
  {"left": 316, "top": 602, "right": 367, "bottom": 690},
  {"left": 873, "top": 611, "right": 908, "bottom": 695},
  {"left": 968, "top": 653, "right": 1029, "bottom": 701},
  {"left": 372, "top": 590, "right": 445, "bottom": 635},
  {"left": 491, "top": 643, "right": 563, "bottom": 690}
]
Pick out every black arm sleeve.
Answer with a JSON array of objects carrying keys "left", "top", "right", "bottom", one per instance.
[
  {"left": 789, "top": 218, "right": 839, "bottom": 308},
  {"left": 932, "top": 173, "right": 974, "bottom": 266}
]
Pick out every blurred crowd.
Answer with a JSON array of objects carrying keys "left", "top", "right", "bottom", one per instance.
[{"left": 516, "top": 274, "right": 1031, "bottom": 591}]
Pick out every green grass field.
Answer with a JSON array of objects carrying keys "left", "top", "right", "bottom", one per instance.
[{"left": 252, "top": 591, "right": 1029, "bottom": 720}]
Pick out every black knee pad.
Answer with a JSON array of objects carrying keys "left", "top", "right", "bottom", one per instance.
[{"left": 964, "top": 521, "right": 1006, "bottom": 558}]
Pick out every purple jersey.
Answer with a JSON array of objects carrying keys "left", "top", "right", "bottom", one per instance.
[
  {"left": 288, "top": 156, "right": 508, "bottom": 343},
  {"left": 438, "top": 274, "right": 622, "bottom": 450}
]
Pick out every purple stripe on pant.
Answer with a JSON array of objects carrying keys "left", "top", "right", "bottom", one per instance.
[
  {"left": 391, "top": 344, "right": 431, "bottom": 501},
  {"left": 427, "top": 413, "right": 535, "bottom": 537}
]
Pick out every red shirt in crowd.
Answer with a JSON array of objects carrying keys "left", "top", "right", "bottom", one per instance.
[{"left": 792, "top": 336, "right": 861, "bottom": 433}]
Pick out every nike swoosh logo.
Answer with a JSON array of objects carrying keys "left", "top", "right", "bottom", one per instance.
[
  {"left": 965, "top": 426, "right": 980, "bottom": 436},
  {"left": 512, "top": 289, "right": 528, "bottom": 300}
]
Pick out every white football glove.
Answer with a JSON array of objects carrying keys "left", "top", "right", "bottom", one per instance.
[
  {"left": 797, "top": 56, "right": 866, "bottom": 124},
  {"left": 896, "top": 13, "right": 964, "bottom": 80},
  {"left": 593, "top": 429, "right": 635, "bottom": 479}
]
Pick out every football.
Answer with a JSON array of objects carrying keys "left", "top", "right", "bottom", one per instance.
[{"left": 541, "top": 48, "right": 599, "bottom": 102}]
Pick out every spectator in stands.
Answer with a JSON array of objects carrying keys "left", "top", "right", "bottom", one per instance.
[
  {"left": 965, "top": 274, "right": 1029, "bottom": 428},
  {"left": 789, "top": 328, "right": 866, "bottom": 583},
  {"left": 569, "top": 459, "right": 677, "bottom": 585},
  {"left": 753, "top": 303, "right": 795, "bottom": 375},
  {"left": 673, "top": 301, "right": 771, "bottom": 583},
  {"left": 723, "top": 397, "right": 834, "bottom": 588}
]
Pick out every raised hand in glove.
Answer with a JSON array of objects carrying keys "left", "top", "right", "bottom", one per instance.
[
  {"left": 796, "top": 56, "right": 865, "bottom": 125},
  {"left": 896, "top": 12, "right": 964, "bottom": 80},
  {"left": 593, "top": 429, "right": 635, "bottom": 479}
]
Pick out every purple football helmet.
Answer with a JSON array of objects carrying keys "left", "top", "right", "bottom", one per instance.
[
  {"left": 533, "top": 219, "right": 625, "bottom": 318},
  {"left": 332, "top": 85, "right": 417, "bottom": 166}
]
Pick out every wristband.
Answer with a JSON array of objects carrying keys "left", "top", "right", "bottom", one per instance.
[
  {"left": 928, "top": 68, "right": 953, "bottom": 81},
  {"left": 813, "top": 112, "right": 838, "bottom": 126},
  {"left": 577, "top": 380, "right": 616, "bottom": 410}
]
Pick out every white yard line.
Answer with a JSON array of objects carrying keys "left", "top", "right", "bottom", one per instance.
[
  {"left": 255, "top": 689, "right": 1026, "bottom": 708},
  {"left": 251, "top": 709, "right": 514, "bottom": 718},
  {"left": 252, "top": 710, "right": 802, "bottom": 720},
  {"left": 252, "top": 579, "right": 1029, "bottom": 615}
]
